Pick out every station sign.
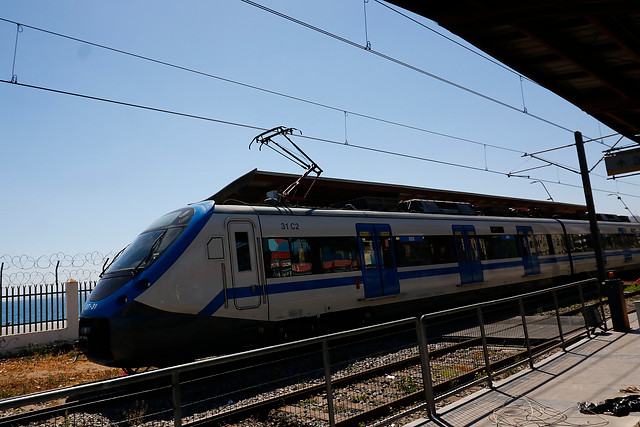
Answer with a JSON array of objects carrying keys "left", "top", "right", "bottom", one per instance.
[{"left": 605, "top": 147, "right": 640, "bottom": 176}]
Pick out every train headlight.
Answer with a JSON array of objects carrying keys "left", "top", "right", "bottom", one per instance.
[{"left": 117, "top": 295, "right": 128, "bottom": 305}]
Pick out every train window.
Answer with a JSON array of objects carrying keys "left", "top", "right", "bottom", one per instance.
[
  {"left": 477, "top": 237, "right": 488, "bottom": 260},
  {"left": 625, "top": 234, "right": 637, "bottom": 248},
  {"left": 360, "top": 233, "right": 378, "bottom": 269},
  {"left": 570, "top": 233, "right": 594, "bottom": 252},
  {"left": 428, "top": 236, "right": 457, "bottom": 264},
  {"left": 550, "top": 234, "right": 566, "bottom": 254},
  {"left": 454, "top": 234, "right": 469, "bottom": 262},
  {"left": 263, "top": 238, "right": 292, "bottom": 278},
  {"left": 291, "top": 238, "right": 313, "bottom": 276},
  {"left": 394, "top": 235, "right": 456, "bottom": 267},
  {"left": 263, "top": 237, "right": 361, "bottom": 278},
  {"left": 144, "top": 207, "right": 195, "bottom": 232},
  {"left": 482, "top": 235, "right": 519, "bottom": 260},
  {"left": 612, "top": 233, "right": 633, "bottom": 249},
  {"left": 468, "top": 235, "right": 480, "bottom": 261},
  {"left": 602, "top": 234, "right": 615, "bottom": 250},
  {"left": 378, "top": 232, "right": 395, "bottom": 268},
  {"left": 235, "top": 232, "right": 252, "bottom": 272},
  {"left": 394, "top": 236, "right": 428, "bottom": 267},
  {"left": 535, "top": 234, "right": 552, "bottom": 256},
  {"left": 318, "top": 237, "right": 360, "bottom": 273}
]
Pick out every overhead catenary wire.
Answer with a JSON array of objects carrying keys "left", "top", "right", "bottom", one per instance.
[
  {"left": 237, "top": 0, "right": 599, "bottom": 139},
  {"left": 0, "top": 13, "right": 627, "bottom": 179},
  {"left": 2, "top": 13, "right": 638, "bottom": 202},
  {"left": 3, "top": 78, "right": 638, "bottom": 201},
  {"left": 0, "top": 16, "right": 525, "bottom": 157},
  {"left": 373, "top": 0, "right": 536, "bottom": 84}
]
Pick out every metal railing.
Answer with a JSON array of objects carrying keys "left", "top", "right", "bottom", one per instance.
[
  {"left": 0, "top": 278, "right": 603, "bottom": 426},
  {"left": 418, "top": 277, "right": 601, "bottom": 419},
  {"left": 0, "top": 281, "right": 96, "bottom": 335}
]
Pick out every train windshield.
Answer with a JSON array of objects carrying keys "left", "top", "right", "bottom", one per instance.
[{"left": 104, "top": 208, "right": 194, "bottom": 276}]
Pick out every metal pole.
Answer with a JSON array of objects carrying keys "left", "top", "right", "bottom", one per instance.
[
  {"left": 577, "top": 282, "right": 591, "bottom": 338},
  {"left": 0, "top": 264, "right": 3, "bottom": 336},
  {"left": 553, "top": 290, "right": 566, "bottom": 351},
  {"left": 172, "top": 371, "right": 182, "bottom": 427},
  {"left": 518, "top": 298, "right": 535, "bottom": 369},
  {"left": 476, "top": 307, "right": 494, "bottom": 388},
  {"left": 575, "top": 131, "right": 606, "bottom": 283},
  {"left": 55, "top": 260, "right": 60, "bottom": 287},
  {"left": 322, "top": 339, "right": 336, "bottom": 427},
  {"left": 417, "top": 318, "right": 436, "bottom": 418}
]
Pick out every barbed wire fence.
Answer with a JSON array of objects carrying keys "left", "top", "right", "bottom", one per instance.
[{"left": 0, "top": 252, "right": 113, "bottom": 286}]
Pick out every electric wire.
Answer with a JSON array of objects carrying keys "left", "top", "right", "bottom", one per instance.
[
  {"left": 2, "top": 15, "right": 638, "bottom": 197},
  {"left": 373, "top": 0, "right": 535, "bottom": 83},
  {"left": 0, "top": 79, "right": 265, "bottom": 132},
  {"left": 0, "top": 14, "right": 625, "bottom": 176},
  {"left": 0, "top": 16, "right": 525, "bottom": 156},
  {"left": 238, "top": 0, "right": 581, "bottom": 136},
  {"left": 2, "top": 77, "right": 638, "bottom": 201}
]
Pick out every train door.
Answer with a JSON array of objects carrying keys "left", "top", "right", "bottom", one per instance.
[
  {"left": 619, "top": 228, "right": 632, "bottom": 262},
  {"left": 452, "top": 225, "right": 484, "bottom": 285},
  {"left": 517, "top": 226, "right": 540, "bottom": 275},
  {"left": 356, "top": 224, "right": 400, "bottom": 299},
  {"left": 228, "top": 220, "right": 263, "bottom": 309}
]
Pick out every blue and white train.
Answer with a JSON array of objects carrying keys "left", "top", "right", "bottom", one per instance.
[{"left": 78, "top": 200, "right": 640, "bottom": 368}]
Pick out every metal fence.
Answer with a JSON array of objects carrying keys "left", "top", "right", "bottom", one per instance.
[
  {"left": 0, "top": 278, "right": 605, "bottom": 426},
  {"left": 418, "top": 278, "right": 603, "bottom": 419},
  {"left": 0, "top": 281, "right": 96, "bottom": 335}
]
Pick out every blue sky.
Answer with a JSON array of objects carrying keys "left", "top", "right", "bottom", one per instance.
[{"left": 1, "top": 0, "right": 638, "bottom": 261}]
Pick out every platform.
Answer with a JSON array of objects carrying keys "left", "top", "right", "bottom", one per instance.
[{"left": 406, "top": 317, "right": 640, "bottom": 426}]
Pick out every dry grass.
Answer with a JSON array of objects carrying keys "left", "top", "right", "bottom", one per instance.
[{"left": 0, "top": 345, "right": 121, "bottom": 399}]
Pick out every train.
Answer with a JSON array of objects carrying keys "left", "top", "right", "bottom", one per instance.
[{"left": 78, "top": 198, "right": 640, "bottom": 369}]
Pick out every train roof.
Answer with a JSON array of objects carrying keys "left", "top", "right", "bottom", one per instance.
[{"left": 207, "top": 169, "right": 632, "bottom": 222}]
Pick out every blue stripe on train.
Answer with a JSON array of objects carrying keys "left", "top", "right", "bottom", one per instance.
[{"left": 198, "top": 251, "right": 636, "bottom": 316}]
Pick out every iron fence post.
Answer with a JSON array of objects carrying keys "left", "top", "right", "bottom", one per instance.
[
  {"left": 417, "top": 318, "right": 436, "bottom": 418},
  {"left": 476, "top": 306, "right": 494, "bottom": 388},
  {"left": 552, "top": 290, "right": 566, "bottom": 351},
  {"left": 172, "top": 371, "right": 182, "bottom": 427},
  {"left": 0, "top": 272, "right": 3, "bottom": 336},
  {"left": 598, "top": 280, "right": 608, "bottom": 331},
  {"left": 577, "top": 282, "right": 591, "bottom": 338},
  {"left": 518, "top": 298, "right": 534, "bottom": 369},
  {"left": 322, "top": 339, "right": 336, "bottom": 427}
]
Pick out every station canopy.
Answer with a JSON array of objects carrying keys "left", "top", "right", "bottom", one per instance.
[
  {"left": 208, "top": 169, "right": 602, "bottom": 219},
  {"left": 387, "top": 1, "right": 640, "bottom": 145}
]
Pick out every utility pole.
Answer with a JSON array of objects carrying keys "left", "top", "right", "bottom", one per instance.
[{"left": 574, "top": 131, "right": 605, "bottom": 283}]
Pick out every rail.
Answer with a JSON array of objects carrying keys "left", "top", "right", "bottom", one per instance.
[{"left": 0, "top": 278, "right": 604, "bottom": 426}]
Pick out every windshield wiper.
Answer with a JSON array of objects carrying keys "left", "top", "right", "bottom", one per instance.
[
  {"left": 100, "top": 245, "right": 129, "bottom": 278},
  {"left": 133, "top": 229, "right": 168, "bottom": 275}
]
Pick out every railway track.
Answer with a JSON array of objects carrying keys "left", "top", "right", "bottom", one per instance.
[
  {"left": 0, "top": 328, "right": 587, "bottom": 426},
  {"left": 1, "top": 288, "right": 634, "bottom": 427}
]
